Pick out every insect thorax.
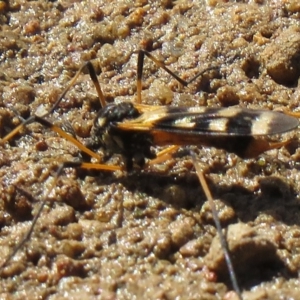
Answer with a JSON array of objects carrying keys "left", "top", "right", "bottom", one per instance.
[{"left": 87, "top": 102, "right": 155, "bottom": 169}]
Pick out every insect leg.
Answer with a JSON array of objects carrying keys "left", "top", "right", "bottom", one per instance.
[
  {"left": 190, "top": 152, "right": 242, "bottom": 300},
  {"left": 0, "top": 58, "right": 122, "bottom": 271},
  {"left": 136, "top": 49, "right": 219, "bottom": 104},
  {"left": 281, "top": 110, "right": 300, "bottom": 119},
  {"left": 1, "top": 115, "right": 124, "bottom": 170},
  {"left": 242, "top": 137, "right": 293, "bottom": 158},
  {"left": 0, "top": 194, "right": 48, "bottom": 270},
  {"left": 43, "top": 61, "right": 107, "bottom": 118},
  {"left": 146, "top": 145, "right": 180, "bottom": 166},
  {"left": 1, "top": 116, "right": 120, "bottom": 269},
  {"left": 0, "top": 159, "right": 120, "bottom": 270}
]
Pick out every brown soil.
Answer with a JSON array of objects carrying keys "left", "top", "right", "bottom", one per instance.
[{"left": 1, "top": 0, "right": 300, "bottom": 299}]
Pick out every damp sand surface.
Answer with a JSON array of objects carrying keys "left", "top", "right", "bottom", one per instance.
[{"left": 1, "top": 1, "right": 300, "bottom": 299}]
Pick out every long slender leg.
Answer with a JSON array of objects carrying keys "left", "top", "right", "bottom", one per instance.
[
  {"left": 1, "top": 57, "right": 124, "bottom": 271},
  {"left": 281, "top": 109, "right": 300, "bottom": 118},
  {"left": 146, "top": 145, "right": 180, "bottom": 166},
  {"left": 1, "top": 115, "right": 123, "bottom": 169},
  {"left": 190, "top": 152, "right": 242, "bottom": 300},
  {"left": 135, "top": 50, "right": 242, "bottom": 296},
  {"left": 0, "top": 114, "right": 121, "bottom": 270},
  {"left": 136, "top": 49, "right": 219, "bottom": 104},
  {"left": 44, "top": 61, "right": 107, "bottom": 117},
  {"left": 0, "top": 159, "right": 121, "bottom": 270},
  {"left": 1, "top": 60, "right": 109, "bottom": 149},
  {"left": 147, "top": 146, "right": 243, "bottom": 298}
]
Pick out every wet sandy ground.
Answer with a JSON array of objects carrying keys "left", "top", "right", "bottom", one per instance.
[{"left": 1, "top": 0, "right": 300, "bottom": 299}]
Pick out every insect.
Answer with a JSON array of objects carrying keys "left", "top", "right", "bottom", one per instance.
[{"left": 0, "top": 49, "right": 299, "bottom": 299}]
